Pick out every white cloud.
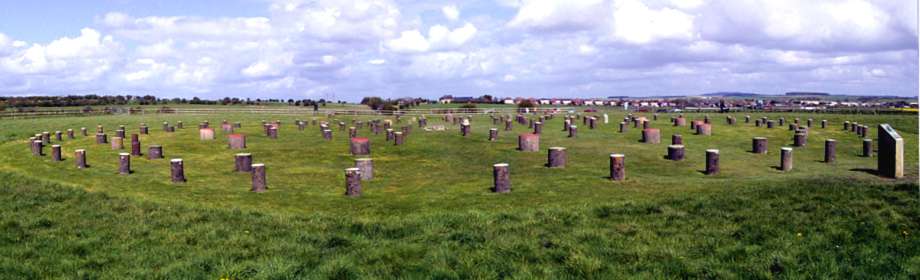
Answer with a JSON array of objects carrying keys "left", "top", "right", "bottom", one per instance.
[
  {"left": 386, "top": 23, "right": 477, "bottom": 53},
  {"left": 386, "top": 30, "right": 430, "bottom": 52},
  {"left": 609, "top": 0, "right": 696, "bottom": 44},
  {"left": 508, "top": 0, "right": 608, "bottom": 30},
  {"left": 442, "top": 5, "right": 460, "bottom": 21}
]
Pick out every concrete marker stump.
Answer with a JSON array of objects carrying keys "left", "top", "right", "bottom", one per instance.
[
  {"left": 518, "top": 133, "right": 540, "bottom": 152},
  {"left": 492, "top": 163, "right": 510, "bottom": 193},
  {"left": 793, "top": 133, "right": 807, "bottom": 147},
  {"left": 148, "top": 145, "right": 163, "bottom": 159},
  {"left": 821, "top": 120, "right": 827, "bottom": 128},
  {"left": 235, "top": 153, "right": 253, "bottom": 172},
  {"left": 228, "top": 134, "right": 247, "bottom": 149},
  {"left": 199, "top": 128, "right": 215, "bottom": 140},
  {"left": 268, "top": 127, "right": 278, "bottom": 139},
  {"left": 355, "top": 158, "right": 373, "bottom": 180},
  {"left": 251, "top": 163, "right": 267, "bottom": 193},
  {"left": 171, "top": 159, "right": 186, "bottom": 183},
  {"left": 394, "top": 132, "right": 405, "bottom": 145},
  {"left": 116, "top": 129, "right": 125, "bottom": 139},
  {"left": 55, "top": 131, "right": 62, "bottom": 141},
  {"left": 67, "top": 129, "right": 75, "bottom": 139},
  {"left": 668, "top": 145, "right": 685, "bottom": 161},
  {"left": 547, "top": 147, "right": 566, "bottom": 168},
  {"left": 31, "top": 140, "right": 43, "bottom": 156},
  {"left": 350, "top": 138, "right": 371, "bottom": 155},
  {"left": 863, "top": 139, "right": 872, "bottom": 157},
  {"left": 641, "top": 128, "right": 661, "bottom": 144},
  {"left": 672, "top": 134, "right": 683, "bottom": 145},
  {"left": 118, "top": 153, "right": 131, "bottom": 175},
  {"left": 344, "top": 168, "right": 362, "bottom": 197},
  {"left": 111, "top": 136, "right": 124, "bottom": 150},
  {"left": 824, "top": 139, "right": 836, "bottom": 163},
  {"left": 609, "top": 154, "right": 625, "bottom": 181},
  {"left": 752, "top": 137, "right": 768, "bottom": 154},
  {"left": 489, "top": 128, "right": 498, "bottom": 141},
  {"left": 51, "top": 145, "right": 64, "bottom": 161},
  {"left": 75, "top": 149, "right": 87, "bottom": 168},
  {"left": 780, "top": 147, "right": 793, "bottom": 171},
  {"left": 81, "top": 127, "right": 87, "bottom": 136},
  {"left": 696, "top": 124, "right": 712, "bottom": 136},
  {"left": 705, "top": 149, "right": 720, "bottom": 175},
  {"left": 96, "top": 133, "right": 108, "bottom": 144},
  {"left": 877, "top": 124, "right": 903, "bottom": 178}
]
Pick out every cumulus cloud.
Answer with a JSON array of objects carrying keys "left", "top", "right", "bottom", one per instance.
[{"left": 0, "top": 0, "right": 915, "bottom": 98}]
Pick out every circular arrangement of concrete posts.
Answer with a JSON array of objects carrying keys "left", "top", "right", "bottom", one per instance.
[
  {"left": 752, "top": 137, "right": 768, "bottom": 154},
  {"left": 251, "top": 163, "right": 267, "bottom": 193},
  {"left": 547, "top": 147, "right": 566, "bottom": 168},
  {"left": 355, "top": 158, "right": 373, "bottom": 181},
  {"left": 350, "top": 137, "right": 371, "bottom": 155},
  {"left": 824, "top": 139, "right": 836, "bottom": 163},
  {"left": 148, "top": 145, "right": 163, "bottom": 159},
  {"left": 568, "top": 125, "right": 578, "bottom": 138},
  {"left": 518, "top": 133, "right": 540, "bottom": 152},
  {"left": 609, "top": 154, "right": 625, "bottom": 181},
  {"left": 111, "top": 137, "right": 124, "bottom": 150},
  {"left": 235, "top": 153, "right": 253, "bottom": 172},
  {"left": 668, "top": 145, "right": 685, "bottom": 161},
  {"left": 793, "top": 133, "right": 807, "bottom": 147},
  {"left": 171, "top": 159, "right": 186, "bottom": 183},
  {"left": 780, "top": 147, "right": 793, "bottom": 171},
  {"left": 492, "top": 163, "right": 510, "bottom": 193},
  {"left": 51, "top": 145, "right": 62, "bottom": 161},
  {"left": 489, "top": 128, "right": 498, "bottom": 141},
  {"left": 118, "top": 153, "right": 131, "bottom": 175},
  {"left": 705, "top": 149, "right": 720, "bottom": 175},
  {"left": 641, "top": 128, "right": 660, "bottom": 144},
  {"left": 228, "top": 134, "right": 246, "bottom": 149},
  {"left": 344, "top": 167, "right": 362, "bottom": 197},
  {"left": 862, "top": 139, "right": 873, "bottom": 157},
  {"left": 75, "top": 149, "right": 87, "bottom": 169}
]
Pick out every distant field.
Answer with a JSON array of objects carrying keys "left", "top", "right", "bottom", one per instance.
[{"left": 0, "top": 109, "right": 916, "bottom": 278}]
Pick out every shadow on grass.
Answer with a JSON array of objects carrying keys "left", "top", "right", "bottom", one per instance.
[{"left": 849, "top": 168, "right": 880, "bottom": 176}]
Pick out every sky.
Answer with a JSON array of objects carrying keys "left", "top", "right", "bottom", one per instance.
[{"left": 0, "top": 0, "right": 917, "bottom": 101}]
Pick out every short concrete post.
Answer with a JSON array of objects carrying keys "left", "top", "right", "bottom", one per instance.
[
  {"left": 619, "top": 122, "right": 627, "bottom": 133},
  {"left": 355, "top": 158, "right": 373, "bottom": 180},
  {"left": 696, "top": 123, "right": 711, "bottom": 136},
  {"left": 533, "top": 122, "right": 543, "bottom": 134},
  {"left": 609, "top": 154, "right": 625, "bottom": 181},
  {"left": 344, "top": 168, "right": 362, "bottom": 196},
  {"left": 821, "top": 120, "right": 827, "bottom": 128},
  {"left": 323, "top": 129, "right": 333, "bottom": 141},
  {"left": 668, "top": 145, "right": 685, "bottom": 161},
  {"left": 31, "top": 140, "right": 43, "bottom": 156},
  {"left": 641, "top": 128, "right": 660, "bottom": 144},
  {"left": 547, "top": 147, "right": 566, "bottom": 168},
  {"left": 235, "top": 153, "right": 252, "bottom": 172},
  {"left": 862, "top": 139, "right": 872, "bottom": 157},
  {"left": 780, "top": 147, "right": 793, "bottom": 171},
  {"left": 251, "top": 164, "right": 267, "bottom": 192},
  {"left": 824, "top": 139, "right": 836, "bottom": 163},
  {"left": 489, "top": 128, "right": 498, "bottom": 141},
  {"left": 81, "top": 127, "right": 87, "bottom": 136},
  {"left": 171, "top": 159, "right": 186, "bottom": 183},
  {"left": 75, "top": 149, "right": 87, "bottom": 168},
  {"left": 568, "top": 125, "right": 577, "bottom": 138},
  {"left": 51, "top": 145, "right": 62, "bottom": 161},
  {"left": 350, "top": 137, "right": 371, "bottom": 155},
  {"left": 118, "top": 153, "right": 131, "bottom": 175},
  {"left": 504, "top": 119, "right": 513, "bottom": 131},
  {"left": 111, "top": 137, "right": 124, "bottom": 150},
  {"left": 394, "top": 132, "right": 405, "bottom": 145},
  {"left": 518, "top": 133, "right": 539, "bottom": 152},
  {"left": 148, "top": 145, "right": 163, "bottom": 159},
  {"left": 268, "top": 126, "right": 278, "bottom": 139},
  {"left": 672, "top": 134, "right": 683, "bottom": 145},
  {"left": 705, "top": 149, "right": 720, "bottom": 175},
  {"left": 96, "top": 133, "right": 107, "bottom": 144},
  {"left": 493, "top": 163, "right": 510, "bottom": 193},
  {"left": 752, "top": 137, "right": 767, "bottom": 154},
  {"left": 228, "top": 134, "right": 246, "bottom": 149},
  {"left": 55, "top": 131, "right": 62, "bottom": 141},
  {"left": 793, "top": 133, "right": 807, "bottom": 147}
]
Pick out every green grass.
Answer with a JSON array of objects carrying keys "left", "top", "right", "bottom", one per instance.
[{"left": 0, "top": 110, "right": 917, "bottom": 278}]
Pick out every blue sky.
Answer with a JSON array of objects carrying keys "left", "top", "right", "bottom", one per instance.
[{"left": 0, "top": 0, "right": 916, "bottom": 101}]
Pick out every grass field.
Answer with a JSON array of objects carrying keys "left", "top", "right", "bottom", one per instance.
[{"left": 0, "top": 109, "right": 917, "bottom": 278}]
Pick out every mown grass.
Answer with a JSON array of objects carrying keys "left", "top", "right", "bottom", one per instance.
[{"left": 0, "top": 109, "right": 917, "bottom": 278}]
